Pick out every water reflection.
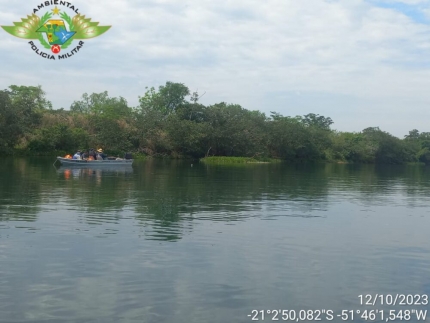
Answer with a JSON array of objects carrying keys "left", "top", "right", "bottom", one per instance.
[
  {"left": 1, "top": 158, "right": 430, "bottom": 239},
  {"left": 57, "top": 166, "right": 134, "bottom": 184},
  {"left": 0, "top": 158, "right": 45, "bottom": 222},
  {"left": 2, "top": 158, "right": 430, "bottom": 323},
  {"left": 88, "top": 161, "right": 430, "bottom": 241}
]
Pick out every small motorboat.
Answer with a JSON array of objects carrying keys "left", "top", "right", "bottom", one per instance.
[{"left": 56, "top": 157, "right": 133, "bottom": 167}]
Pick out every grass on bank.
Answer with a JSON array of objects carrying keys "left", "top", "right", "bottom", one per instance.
[{"left": 200, "top": 156, "right": 281, "bottom": 164}]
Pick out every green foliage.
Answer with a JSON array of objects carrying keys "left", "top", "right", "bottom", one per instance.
[
  {"left": 1, "top": 83, "right": 428, "bottom": 165},
  {"left": 417, "top": 148, "right": 430, "bottom": 164},
  {"left": 267, "top": 113, "right": 331, "bottom": 161},
  {"left": 70, "top": 91, "right": 131, "bottom": 119},
  {"left": 138, "top": 82, "right": 190, "bottom": 116},
  {"left": 28, "top": 125, "right": 90, "bottom": 152},
  {"left": 8, "top": 85, "right": 52, "bottom": 111},
  {"left": 89, "top": 115, "right": 133, "bottom": 153},
  {"left": 405, "top": 130, "right": 430, "bottom": 165},
  {"left": 405, "top": 129, "right": 420, "bottom": 140},
  {"left": 362, "top": 127, "right": 415, "bottom": 164},
  {"left": 175, "top": 102, "right": 206, "bottom": 122},
  {"left": 301, "top": 113, "right": 333, "bottom": 130},
  {"left": 0, "top": 86, "right": 52, "bottom": 153},
  {"left": 202, "top": 103, "right": 269, "bottom": 157},
  {"left": 159, "top": 82, "right": 190, "bottom": 112},
  {"left": 329, "top": 132, "right": 376, "bottom": 163},
  {"left": 0, "top": 90, "right": 19, "bottom": 153},
  {"left": 166, "top": 115, "right": 209, "bottom": 158},
  {"left": 328, "top": 128, "right": 416, "bottom": 164},
  {"left": 134, "top": 107, "right": 170, "bottom": 155}
]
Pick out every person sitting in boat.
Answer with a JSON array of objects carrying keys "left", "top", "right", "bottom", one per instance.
[
  {"left": 72, "top": 150, "right": 82, "bottom": 160},
  {"left": 96, "top": 148, "right": 107, "bottom": 160},
  {"left": 81, "top": 150, "right": 88, "bottom": 159},
  {"left": 88, "top": 148, "right": 96, "bottom": 161}
]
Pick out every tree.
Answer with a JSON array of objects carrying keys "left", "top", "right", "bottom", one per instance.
[
  {"left": 70, "top": 91, "right": 131, "bottom": 119},
  {"left": 166, "top": 115, "right": 209, "bottom": 157},
  {"left": 8, "top": 85, "right": 52, "bottom": 111},
  {"left": 363, "top": 127, "right": 414, "bottom": 164},
  {"left": 301, "top": 113, "right": 333, "bottom": 130},
  {"left": 27, "top": 125, "right": 90, "bottom": 153},
  {"left": 267, "top": 113, "right": 332, "bottom": 161},
  {"left": 268, "top": 114, "right": 307, "bottom": 160},
  {"left": 89, "top": 115, "right": 133, "bottom": 153},
  {"left": 329, "top": 132, "right": 376, "bottom": 163},
  {"left": 201, "top": 103, "right": 268, "bottom": 157},
  {"left": 405, "top": 129, "right": 420, "bottom": 140},
  {"left": 8, "top": 85, "right": 52, "bottom": 133},
  {"left": 138, "top": 82, "right": 190, "bottom": 116},
  {"left": 0, "top": 90, "right": 19, "bottom": 153},
  {"left": 0, "top": 86, "right": 52, "bottom": 153},
  {"left": 159, "top": 82, "right": 190, "bottom": 113}
]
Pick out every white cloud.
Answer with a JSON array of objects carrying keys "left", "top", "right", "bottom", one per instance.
[{"left": 1, "top": 0, "right": 430, "bottom": 135}]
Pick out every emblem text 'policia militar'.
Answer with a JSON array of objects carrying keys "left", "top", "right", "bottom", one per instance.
[{"left": 1, "top": 1, "right": 111, "bottom": 60}]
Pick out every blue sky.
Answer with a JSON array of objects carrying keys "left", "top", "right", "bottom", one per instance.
[
  {"left": 368, "top": 0, "right": 430, "bottom": 23},
  {"left": 1, "top": 0, "right": 430, "bottom": 137}
]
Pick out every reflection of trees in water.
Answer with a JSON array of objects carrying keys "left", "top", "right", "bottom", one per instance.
[
  {"left": 0, "top": 158, "right": 47, "bottom": 222},
  {"left": 321, "top": 164, "right": 430, "bottom": 206},
  {"left": 54, "top": 167, "right": 135, "bottom": 215},
  {"left": 130, "top": 161, "right": 333, "bottom": 240},
  {"left": 2, "top": 158, "right": 430, "bottom": 239}
]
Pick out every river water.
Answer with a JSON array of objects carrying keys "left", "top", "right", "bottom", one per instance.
[{"left": 1, "top": 158, "right": 430, "bottom": 322}]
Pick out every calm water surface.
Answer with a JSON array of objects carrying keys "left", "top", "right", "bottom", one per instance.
[{"left": 1, "top": 158, "right": 430, "bottom": 322}]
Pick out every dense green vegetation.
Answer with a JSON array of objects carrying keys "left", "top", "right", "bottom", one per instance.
[{"left": 0, "top": 82, "right": 428, "bottom": 164}]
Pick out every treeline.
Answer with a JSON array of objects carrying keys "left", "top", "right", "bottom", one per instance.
[{"left": 1, "top": 82, "right": 429, "bottom": 164}]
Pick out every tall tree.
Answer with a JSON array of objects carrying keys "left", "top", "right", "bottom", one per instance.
[
  {"left": 0, "top": 90, "right": 18, "bottom": 152},
  {"left": 301, "top": 113, "right": 333, "bottom": 130},
  {"left": 0, "top": 86, "right": 51, "bottom": 152},
  {"left": 138, "top": 82, "right": 190, "bottom": 116},
  {"left": 8, "top": 85, "right": 52, "bottom": 111},
  {"left": 71, "top": 91, "right": 130, "bottom": 119}
]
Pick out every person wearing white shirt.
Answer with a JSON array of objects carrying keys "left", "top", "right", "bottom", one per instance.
[{"left": 72, "top": 151, "right": 82, "bottom": 160}]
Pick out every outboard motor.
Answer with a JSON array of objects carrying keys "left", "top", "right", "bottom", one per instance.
[{"left": 124, "top": 152, "right": 133, "bottom": 160}]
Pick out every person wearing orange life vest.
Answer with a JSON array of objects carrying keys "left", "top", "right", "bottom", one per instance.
[{"left": 88, "top": 148, "right": 96, "bottom": 160}]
